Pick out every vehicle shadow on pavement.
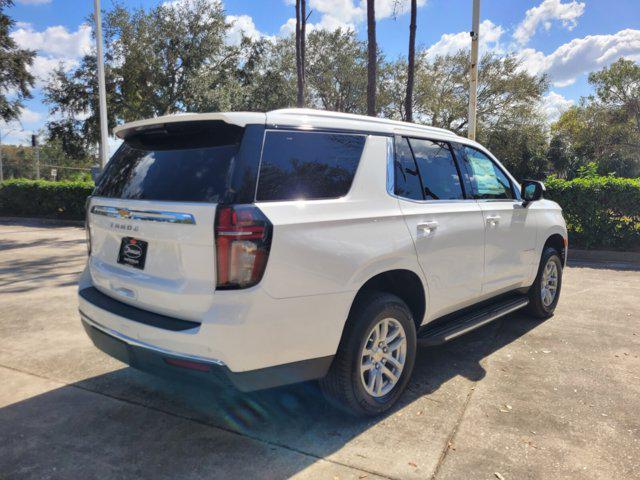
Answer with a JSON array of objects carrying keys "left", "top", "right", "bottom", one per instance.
[
  {"left": 0, "top": 311, "right": 547, "bottom": 478},
  {"left": 0, "top": 253, "right": 86, "bottom": 293}
]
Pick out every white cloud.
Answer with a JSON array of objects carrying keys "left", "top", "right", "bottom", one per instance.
[
  {"left": 18, "top": 107, "right": 43, "bottom": 124},
  {"left": 279, "top": 18, "right": 297, "bottom": 36},
  {"left": 29, "top": 56, "right": 79, "bottom": 88},
  {"left": 12, "top": 24, "right": 92, "bottom": 59},
  {"left": 226, "top": 14, "right": 273, "bottom": 46},
  {"left": 423, "top": 20, "right": 505, "bottom": 60},
  {"left": 0, "top": 108, "right": 44, "bottom": 145},
  {"left": 514, "top": 0, "right": 585, "bottom": 45},
  {"left": 518, "top": 29, "right": 640, "bottom": 87},
  {"left": 279, "top": 0, "right": 427, "bottom": 35},
  {"left": 11, "top": 24, "right": 90, "bottom": 87},
  {"left": 541, "top": 91, "right": 573, "bottom": 122}
]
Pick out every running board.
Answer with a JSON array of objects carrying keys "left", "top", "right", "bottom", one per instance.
[{"left": 417, "top": 295, "right": 529, "bottom": 346}]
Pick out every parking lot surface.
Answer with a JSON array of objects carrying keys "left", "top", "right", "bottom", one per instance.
[{"left": 0, "top": 219, "right": 639, "bottom": 479}]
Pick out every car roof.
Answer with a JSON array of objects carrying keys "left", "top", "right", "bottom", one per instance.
[{"left": 113, "top": 108, "right": 462, "bottom": 141}]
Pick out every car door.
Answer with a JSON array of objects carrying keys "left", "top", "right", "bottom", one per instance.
[
  {"left": 394, "top": 136, "right": 485, "bottom": 321},
  {"left": 456, "top": 145, "right": 537, "bottom": 295}
]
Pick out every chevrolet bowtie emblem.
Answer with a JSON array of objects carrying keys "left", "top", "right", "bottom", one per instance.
[{"left": 118, "top": 209, "right": 132, "bottom": 218}]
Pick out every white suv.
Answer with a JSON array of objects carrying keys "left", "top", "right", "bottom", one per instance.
[{"left": 79, "top": 108, "right": 567, "bottom": 416}]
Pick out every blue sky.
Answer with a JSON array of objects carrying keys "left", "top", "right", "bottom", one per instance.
[{"left": 4, "top": 0, "right": 640, "bottom": 147}]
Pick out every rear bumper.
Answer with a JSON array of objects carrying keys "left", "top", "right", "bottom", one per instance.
[{"left": 79, "top": 287, "right": 334, "bottom": 391}]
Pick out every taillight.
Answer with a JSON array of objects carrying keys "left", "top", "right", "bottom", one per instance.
[
  {"left": 215, "top": 204, "right": 272, "bottom": 289},
  {"left": 85, "top": 197, "right": 92, "bottom": 256}
]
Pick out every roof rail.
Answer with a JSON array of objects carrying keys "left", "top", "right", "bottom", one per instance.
[{"left": 268, "top": 108, "right": 458, "bottom": 137}]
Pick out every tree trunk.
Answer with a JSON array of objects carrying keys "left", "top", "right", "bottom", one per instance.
[
  {"left": 295, "top": 0, "right": 304, "bottom": 107},
  {"left": 405, "top": 0, "right": 417, "bottom": 122},
  {"left": 366, "top": 0, "right": 376, "bottom": 116},
  {"left": 301, "top": 0, "right": 306, "bottom": 105}
]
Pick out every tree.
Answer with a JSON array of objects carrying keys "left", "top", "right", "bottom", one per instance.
[
  {"left": 380, "top": 50, "right": 549, "bottom": 178},
  {"left": 366, "top": 0, "right": 377, "bottom": 116},
  {"left": 481, "top": 105, "right": 550, "bottom": 180},
  {"left": 405, "top": 0, "right": 417, "bottom": 122},
  {"left": 382, "top": 51, "right": 547, "bottom": 136},
  {"left": 0, "top": 0, "right": 35, "bottom": 122},
  {"left": 44, "top": 54, "right": 118, "bottom": 160},
  {"left": 550, "top": 59, "right": 640, "bottom": 177},
  {"left": 306, "top": 29, "right": 369, "bottom": 113},
  {"left": 44, "top": 0, "right": 242, "bottom": 158},
  {"left": 295, "top": 0, "right": 307, "bottom": 107},
  {"left": 104, "top": 0, "right": 234, "bottom": 117},
  {"left": 233, "top": 37, "right": 297, "bottom": 111},
  {"left": 588, "top": 58, "right": 640, "bottom": 135}
]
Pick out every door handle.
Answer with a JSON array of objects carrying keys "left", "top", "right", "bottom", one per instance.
[
  {"left": 486, "top": 215, "right": 501, "bottom": 227},
  {"left": 417, "top": 221, "right": 438, "bottom": 236}
]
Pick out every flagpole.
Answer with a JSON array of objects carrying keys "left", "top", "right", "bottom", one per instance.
[{"left": 94, "top": 0, "right": 109, "bottom": 167}]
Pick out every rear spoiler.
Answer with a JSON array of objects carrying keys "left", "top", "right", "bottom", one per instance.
[{"left": 113, "top": 112, "right": 266, "bottom": 140}]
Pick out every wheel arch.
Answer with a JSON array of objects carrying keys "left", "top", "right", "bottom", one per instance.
[
  {"left": 543, "top": 232, "right": 567, "bottom": 266},
  {"left": 347, "top": 269, "right": 427, "bottom": 331}
]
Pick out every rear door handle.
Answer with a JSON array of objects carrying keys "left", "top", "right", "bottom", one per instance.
[
  {"left": 417, "top": 221, "right": 438, "bottom": 236},
  {"left": 486, "top": 215, "right": 501, "bottom": 227}
]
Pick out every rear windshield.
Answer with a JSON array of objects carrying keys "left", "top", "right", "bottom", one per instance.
[
  {"left": 94, "top": 121, "right": 243, "bottom": 202},
  {"left": 256, "top": 130, "right": 366, "bottom": 201}
]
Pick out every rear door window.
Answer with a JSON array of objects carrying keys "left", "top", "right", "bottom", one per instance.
[
  {"left": 256, "top": 130, "right": 366, "bottom": 201},
  {"left": 394, "top": 137, "right": 424, "bottom": 200},
  {"left": 408, "top": 138, "right": 464, "bottom": 200}
]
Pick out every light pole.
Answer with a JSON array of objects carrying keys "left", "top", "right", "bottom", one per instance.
[
  {"left": 94, "top": 0, "right": 109, "bottom": 167},
  {"left": 467, "top": 0, "right": 480, "bottom": 141}
]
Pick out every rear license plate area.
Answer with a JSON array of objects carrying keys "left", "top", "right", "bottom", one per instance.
[{"left": 117, "top": 237, "right": 148, "bottom": 270}]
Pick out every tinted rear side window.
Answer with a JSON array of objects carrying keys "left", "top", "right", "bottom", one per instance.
[
  {"left": 256, "top": 131, "right": 366, "bottom": 201},
  {"left": 394, "top": 137, "right": 423, "bottom": 200},
  {"left": 94, "top": 121, "right": 243, "bottom": 202},
  {"left": 408, "top": 138, "right": 464, "bottom": 200}
]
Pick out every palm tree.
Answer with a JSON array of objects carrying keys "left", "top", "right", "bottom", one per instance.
[
  {"left": 295, "top": 0, "right": 307, "bottom": 107},
  {"left": 405, "top": 0, "right": 417, "bottom": 122},
  {"left": 366, "top": 0, "right": 376, "bottom": 116}
]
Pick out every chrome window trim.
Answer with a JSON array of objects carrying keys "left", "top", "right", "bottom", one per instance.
[{"left": 90, "top": 205, "right": 196, "bottom": 224}]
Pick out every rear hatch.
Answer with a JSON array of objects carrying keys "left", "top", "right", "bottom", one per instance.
[{"left": 87, "top": 120, "right": 257, "bottom": 321}]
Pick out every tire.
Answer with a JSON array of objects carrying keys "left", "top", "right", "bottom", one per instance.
[
  {"left": 526, "top": 247, "right": 563, "bottom": 319},
  {"left": 319, "top": 292, "right": 417, "bottom": 417}
]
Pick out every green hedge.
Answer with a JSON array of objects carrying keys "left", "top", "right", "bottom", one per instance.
[
  {"left": 0, "top": 179, "right": 94, "bottom": 220},
  {"left": 1, "top": 177, "right": 639, "bottom": 250},
  {"left": 545, "top": 176, "right": 640, "bottom": 251}
]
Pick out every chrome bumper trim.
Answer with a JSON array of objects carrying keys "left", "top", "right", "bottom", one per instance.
[{"left": 80, "top": 312, "right": 226, "bottom": 367}]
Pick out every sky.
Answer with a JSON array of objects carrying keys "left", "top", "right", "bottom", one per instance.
[{"left": 3, "top": 0, "right": 640, "bottom": 148}]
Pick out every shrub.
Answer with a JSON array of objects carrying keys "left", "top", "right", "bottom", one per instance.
[
  {"left": 0, "top": 179, "right": 94, "bottom": 220},
  {"left": 545, "top": 175, "right": 640, "bottom": 251}
]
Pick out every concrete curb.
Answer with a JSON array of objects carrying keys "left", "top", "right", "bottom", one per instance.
[
  {"left": 0, "top": 216, "right": 85, "bottom": 228},
  {"left": 570, "top": 248, "right": 640, "bottom": 264}
]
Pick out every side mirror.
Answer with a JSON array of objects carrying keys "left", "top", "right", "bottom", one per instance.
[{"left": 521, "top": 180, "right": 545, "bottom": 206}]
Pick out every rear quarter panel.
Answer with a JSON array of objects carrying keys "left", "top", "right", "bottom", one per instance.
[{"left": 256, "top": 135, "right": 425, "bottom": 301}]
